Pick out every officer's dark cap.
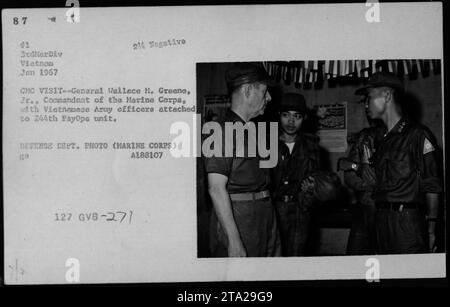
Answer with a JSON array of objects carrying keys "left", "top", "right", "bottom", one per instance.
[
  {"left": 279, "top": 93, "right": 307, "bottom": 115},
  {"left": 226, "top": 63, "right": 276, "bottom": 93},
  {"left": 355, "top": 72, "right": 404, "bottom": 95}
]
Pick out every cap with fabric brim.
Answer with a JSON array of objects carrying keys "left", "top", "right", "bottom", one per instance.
[
  {"left": 279, "top": 93, "right": 307, "bottom": 115},
  {"left": 354, "top": 72, "right": 404, "bottom": 95},
  {"left": 226, "top": 63, "right": 277, "bottom": 92},
  {"left": 355, "top": 83, "right": 404, "bottom": 95}
]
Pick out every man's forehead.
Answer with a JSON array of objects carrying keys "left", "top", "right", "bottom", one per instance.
[
  {"left": 367, "top": 87, "right": 379, "bottom": 95},
  {"left": 258, "top": 83, "right": 268, "bottom": 90},
  {"left": 368, "top": 86, "right": 390, "bottom": 95}
]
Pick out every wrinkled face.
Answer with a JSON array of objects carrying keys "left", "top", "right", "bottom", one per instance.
[
  {"left": 280, "top": 111, "right": 304, "bottom": 135},
  {"left": 365, "top": 87, "right": 388, "bottom": 119},
  {"left": 248, "top": 83, "right": 271, "bottom": 118}
]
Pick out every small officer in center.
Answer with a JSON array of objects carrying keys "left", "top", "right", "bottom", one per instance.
[{"left": 271, "top": 93, "right": 321, "bottom": 256}]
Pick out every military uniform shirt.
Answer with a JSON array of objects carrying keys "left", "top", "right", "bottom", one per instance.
[
  {"left": 203, "top": 109, "right": 270, "bottom": 194},
  {"left": 372, "top": 117, "right": 442, "bottom": 203}
]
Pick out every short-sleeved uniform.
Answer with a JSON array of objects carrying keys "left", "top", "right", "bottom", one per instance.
[
  {"left": 204, "top": 109, "right": 280, "bottom": 257},
  {"left": 344, "top": 126, "right": 385, "bottom": 255},
  {"left": 371, "top": 117, "right": 442, "bottom": 254},
  {"left": 271, "top": 132, "right": 320, "bottom": 256}
]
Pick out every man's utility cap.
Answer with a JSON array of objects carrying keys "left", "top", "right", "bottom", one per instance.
[
  {"left": 355, "top": 71, "right": 404, "bottom": 95},
  {"left": 279, "top": 93, "right": 307, "bottom": 115},
  {"left": 226, "top": 63, "right": 276, "bottom": 92}
]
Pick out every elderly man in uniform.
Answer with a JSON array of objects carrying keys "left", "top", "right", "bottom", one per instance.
[
  {"left": 204, "top": 63, "right": 280, "bottom": 257},
  {"left": 271, "top": 93, "right": 321, "bottom": 256},
  {"left": 355, "top": 71, "right": 442, "bottom": 254}
]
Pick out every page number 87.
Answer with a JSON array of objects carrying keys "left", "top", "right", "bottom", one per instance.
[{"left": 13, "top": 17, "right": 27, "bottom": 25}]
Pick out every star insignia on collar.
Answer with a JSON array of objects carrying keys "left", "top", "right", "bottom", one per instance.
[{"left": 398, "top": 121, "right": 406, "bottom": 133}]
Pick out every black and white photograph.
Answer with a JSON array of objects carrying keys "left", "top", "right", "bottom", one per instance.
[
  {"left": 197, "top": 59, "right": 445, "bottom": 258},
  {"left": 1, "top": 1, "right": 447, "bottom": 288}
]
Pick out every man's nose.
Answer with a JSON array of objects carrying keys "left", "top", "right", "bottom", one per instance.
[{"left": 266, "top": 91, "right": 272, "bottom": 102}]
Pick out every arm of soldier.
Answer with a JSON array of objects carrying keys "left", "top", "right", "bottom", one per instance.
[
  {"left": 425, "top": 193, "right": 439, "bottom": 252},
  {"left": 340, "top": 138, "right": 373, "bottom": 191},
  {"left": 419, "top": 130, "right": 443, "bottom": 252},
  {"left": 344, "top": 170, "right": 373, "bottom": 191},
  {"left": 207, "top": 173, "right": 247, "bottom": 257}
]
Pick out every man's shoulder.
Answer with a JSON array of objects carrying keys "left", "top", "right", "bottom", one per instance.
[
  {"left": 403, "top": 120, "right": 440, "bottom": 156},
  {"left": 300, "top": 132, "right": 319, "bottom": 142},
  {"left": 299, "top": 132, "right": 320, "bottom": 152},
  {"left": 405, "top": 120, "right": 436, "bottom": 140}
]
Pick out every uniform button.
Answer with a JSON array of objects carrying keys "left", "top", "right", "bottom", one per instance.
[{"left": 284, "top": 181, "right": 289, "bottom": 185}]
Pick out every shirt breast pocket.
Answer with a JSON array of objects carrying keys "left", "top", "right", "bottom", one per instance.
[{"left": 385, "top": 150, "right": 411, "bottom": 183}]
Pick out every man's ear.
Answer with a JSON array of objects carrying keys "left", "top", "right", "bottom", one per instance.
[
  {"left": 239, "top": 84, "right": 250, "bottom": 98},
  {"left": 243, "top": 83, "right": 252, "bottom": 99},
  {"left": 384, "top": 89, "right": 393, "bottom": 104}
]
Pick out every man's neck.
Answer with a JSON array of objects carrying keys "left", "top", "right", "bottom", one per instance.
[
  {"left": 383, "top": 111, "right": 401, "bottom": 133},
  {"left": 281, "top": 132, "right": 297, "bottom": 143},
  {"left": 231, "top": 105, "right": 251, "bottom": 122}
]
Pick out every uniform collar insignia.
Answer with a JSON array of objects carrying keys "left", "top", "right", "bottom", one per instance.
[{"left": 393, "top": 118, "right": 407, "bottom": 133}]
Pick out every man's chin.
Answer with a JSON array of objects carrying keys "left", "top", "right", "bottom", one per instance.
[
  {"left": 367, "top": 112, "right": 377, "bottom": 120},
  {"left": 282, "top": 129, "right": 298, "bottom": 136}
]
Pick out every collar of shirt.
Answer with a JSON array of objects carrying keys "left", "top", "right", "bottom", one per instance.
[
  {"left": 279, "top": 133, "right": 306, "bottom": 155},
  {"left": 279, "top": 132, "right": 303, "bottom": 143},
  {"left": 385, "top": 117, "right": 408, "bottom": 137},
  {"left": 224, "top": 109, "right": 246, "bottom": 124}
]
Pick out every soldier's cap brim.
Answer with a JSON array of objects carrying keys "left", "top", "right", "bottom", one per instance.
[
  {"left": 226, "top": 63, "right": 277, "bottom": 92},
  {"left": 355, "top": 72, "right": 404, "bottom": 96},
  {"left": 354, "top": 82, "right": 405, "bottom": 96}
]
